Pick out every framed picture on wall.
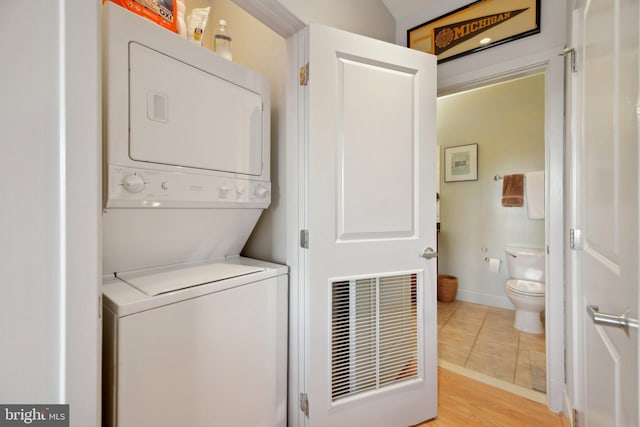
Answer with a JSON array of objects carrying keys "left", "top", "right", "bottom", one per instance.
[
  {"left": 444, "top": 143, "right": 478, "bottom": 182},
  {"left": 407, "top": 0, "right": 541, "bottom": 64}
]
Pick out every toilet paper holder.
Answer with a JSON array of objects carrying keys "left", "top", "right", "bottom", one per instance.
[{"left": 484, "top": 256, "right": 501, "bottom": 272}]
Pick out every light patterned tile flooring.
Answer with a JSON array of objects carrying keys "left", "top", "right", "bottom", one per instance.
[{"left": 437, "top": 300, "right": 547, "bottom": 393}]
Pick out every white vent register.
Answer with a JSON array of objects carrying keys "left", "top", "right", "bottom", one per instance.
[{"left": 331, "top": 272, "right": 420, "bottom": 402}]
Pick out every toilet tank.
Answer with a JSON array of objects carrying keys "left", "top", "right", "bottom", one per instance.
[{"left": 504, "top": 246, "right": 545, "bottom": 282}]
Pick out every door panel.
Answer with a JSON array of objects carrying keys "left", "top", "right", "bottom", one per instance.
[
  {"left": 338, "top": 56, "right": 416, "bottom": 240},
  {"left": 574, "top": 0, "right": 639, "bottom": 425},
  {"left": 301, "top": 24, "right": 437, "bottom": 427}
]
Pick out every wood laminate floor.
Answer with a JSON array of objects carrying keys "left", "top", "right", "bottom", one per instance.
[{"left": 415, "top": 368, "right": 564, "bottom": 426}]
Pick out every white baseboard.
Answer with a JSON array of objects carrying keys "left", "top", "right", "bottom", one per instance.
[{"left": 455, "top": 289, "right": 514, "bottom": 310}]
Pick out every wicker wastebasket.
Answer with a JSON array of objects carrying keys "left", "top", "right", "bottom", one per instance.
[{"left": 437, "top": 274, "right": 458, "bottom": 303}]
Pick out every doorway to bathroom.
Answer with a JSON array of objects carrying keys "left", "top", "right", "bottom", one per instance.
[{"left": 435, "top": 74, "right": 548, "bottom": 401}]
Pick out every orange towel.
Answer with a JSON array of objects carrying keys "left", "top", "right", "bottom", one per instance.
[{"left": 502, "top": 174, "right": 524, "bottom": 207}]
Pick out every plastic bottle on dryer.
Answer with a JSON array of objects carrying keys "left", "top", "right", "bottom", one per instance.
[{"left": 214, "top": 19, "right": 232, "bottom": 61}]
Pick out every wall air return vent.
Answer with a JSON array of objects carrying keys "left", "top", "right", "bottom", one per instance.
[{"left": 331, "top": 272, "right": 421, "bottom": 402}]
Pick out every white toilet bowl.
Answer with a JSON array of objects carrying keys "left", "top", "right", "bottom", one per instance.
[
  {"left": 505, "top": 279, "right": 545, "bottom": 334},
  {"left": 504, "top": 246, "right": 545, "bottom": 334}
]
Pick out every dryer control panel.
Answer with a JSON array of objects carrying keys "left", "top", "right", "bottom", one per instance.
[{"left": 107, "top": 166, "right": 270, "bottom": 208}]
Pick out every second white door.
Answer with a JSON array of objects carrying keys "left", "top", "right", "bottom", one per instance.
[{"left": 571, "top": 0, "right": 639, "bottom": 425}]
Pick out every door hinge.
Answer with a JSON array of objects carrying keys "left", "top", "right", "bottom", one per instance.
[
  {"left": 560, "top": 47, "right": 577, "bottom": 73},
  {"left": 299, "top": 392, "right": 309, "bottom": 417},
  {"left": 299, "top": 63, "right": 309, "bottom": 86},
  {"left": 573, "top": 408, "right": 579, "bottom": 427},
  {"left": 570, "top": 228, "right": 583, "bottom": 250},
  {"left": 300, "top": 229, "right": 309, "bottom": 249}
]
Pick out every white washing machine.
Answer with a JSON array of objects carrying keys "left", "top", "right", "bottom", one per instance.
[
  {"left": 101, "top": 5, "right": 286, "bottom": 426},
  {"left": 102, "top": 257, "right": 288, "bottom": 427}
]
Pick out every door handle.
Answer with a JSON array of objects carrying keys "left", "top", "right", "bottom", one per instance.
[
  {"left": 420, "top": 247, "right": 438, "bottom": 260},
  {"left": 587, "top": 305, "right": 638, "bottom": 332}
]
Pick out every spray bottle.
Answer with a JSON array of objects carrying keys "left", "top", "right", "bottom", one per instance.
[{"left": 214, "top": 19, "right": 232, "bottom": 60}]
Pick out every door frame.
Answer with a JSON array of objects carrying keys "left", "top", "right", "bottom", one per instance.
[
  {"left": 437, "top": 48, "right": 566, "bottom": 413},
  {"left": 566, "top": 7, "right": 583, "bottom": 423},
  {"left": 285, "top": 28, "right": 308, "bottom": 427}
]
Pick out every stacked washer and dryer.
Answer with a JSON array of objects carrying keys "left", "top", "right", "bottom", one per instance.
[{"left": 101, "top": 4, "right": 287, "bottom": 426}]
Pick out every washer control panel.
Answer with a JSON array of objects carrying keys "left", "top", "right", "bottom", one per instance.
[{"left": 107, "top": 166, "right": 271, "bottom": 208}]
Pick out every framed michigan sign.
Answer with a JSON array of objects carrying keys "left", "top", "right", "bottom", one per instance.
[{"left": 407, "top": 0, "right": 540, "bottom": 63}]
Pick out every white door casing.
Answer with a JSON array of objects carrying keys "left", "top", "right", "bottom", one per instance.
[
  {"left": 290, "top": 24, "right": 438, "bottom": 427},
  {"left": 437, "top": 48, "right": 565, "bottom": 411},
  {"left": 571, "top": 0, "right": 639, "bottom": 425}
]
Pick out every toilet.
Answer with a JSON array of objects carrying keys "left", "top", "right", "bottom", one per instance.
[{"left": 504, "top": 246, "right": 545, "bottom": 334}]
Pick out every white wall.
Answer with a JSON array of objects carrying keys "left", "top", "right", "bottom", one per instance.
[
  {"left": 185, "top": 0, "right": 288, "bottom": 263},
  {"left": 438, "top": 75, "right": 546, "bottom": 308},
  {"left": 1, "top": 0, "right": 64, "bottom": 402},
  {"left": 0, "top": 0, "right": 101, "bottom": 425},
  {"left": 277, "top": 0, "right": 395, "bottom": 42},
  {"left": 0, "top": 1, "right": 63, "bottom": 403}
]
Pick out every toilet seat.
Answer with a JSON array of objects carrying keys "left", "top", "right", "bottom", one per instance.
[{"left": 506, "top": 279, "right": 544, "bottom": 297}]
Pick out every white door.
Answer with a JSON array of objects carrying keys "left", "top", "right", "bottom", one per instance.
[
  {"left": 296, "top": 24, "right": 438, "bottom": 427},
  {"left": 572, "top": 0, "right": 639, "bottom": 425}
]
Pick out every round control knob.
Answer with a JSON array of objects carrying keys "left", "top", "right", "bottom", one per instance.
[
  {"left": 254, "top": 184, "right": 268, "bottom": 198},
  {"left": 161, "top": 182, "right": 169, "bottom": 190},
  {"left": 122, "top": 174, "right": 145, "bottom": 193},
  {"left": 236, "top": 183, "right": 247, "bottom": 194}
]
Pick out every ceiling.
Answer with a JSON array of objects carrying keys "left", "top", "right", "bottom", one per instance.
[{"left": 381, "top": 0, "right": 430, "bottom": 20}]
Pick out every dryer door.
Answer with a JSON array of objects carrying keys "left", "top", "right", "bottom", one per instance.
[{"left": 128, "top": 42, "right": 264, "bottom": 176}]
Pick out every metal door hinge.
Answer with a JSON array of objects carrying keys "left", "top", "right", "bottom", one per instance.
[
  {"left": 573, "top": 408, "right": 579, "bottom": 427},
  {"left": 299, "top": 63, "right": 309, "bottom": 86},
  {"left": 300, "top": 229, "right": 309, "bottom": 249},
  {"left": 560, "top": 47, "right": 577, "bottom": 73},
  {"left": 300, "top": 392, "right": 309, "bottom": 417},
  {"left": 570, "top": 229, "right": 583, "bottom": 250}
]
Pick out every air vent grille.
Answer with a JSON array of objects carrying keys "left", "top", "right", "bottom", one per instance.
[{"left": 331, "top": 273, "right": 419, "bottom": 402}]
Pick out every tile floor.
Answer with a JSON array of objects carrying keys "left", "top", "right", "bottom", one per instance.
[{"left": 437, "top": 300, "right": 547, "bottom": 393}]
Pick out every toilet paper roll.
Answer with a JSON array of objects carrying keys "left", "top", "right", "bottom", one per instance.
[{"left": 488, "top": 257, "right": 501, "bottom": 273}]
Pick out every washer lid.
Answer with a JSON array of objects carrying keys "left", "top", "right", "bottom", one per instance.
[{"left": 117, "top": 263, "right": 265, "bottom": 296}]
